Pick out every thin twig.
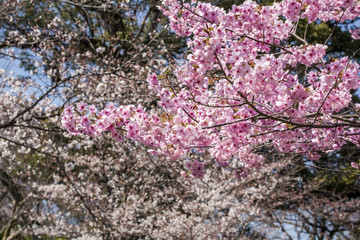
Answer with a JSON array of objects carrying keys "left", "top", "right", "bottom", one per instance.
[
  {"left": 304, "top": 163, "right": 360, "bottom": 177},
  {"left": 324, "top": 9, "right": 347, "bottom": 45}
]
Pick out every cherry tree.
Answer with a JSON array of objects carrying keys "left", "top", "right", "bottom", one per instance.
[
  {"left": 1, "top": 0, "right": 360, "bottom": 239},
  {"left": 64, "top": 0, "right": 360, "bottom": 178}
]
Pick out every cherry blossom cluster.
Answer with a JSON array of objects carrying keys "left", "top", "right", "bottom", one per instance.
[
  {"left": 63, "top": 0, "right": 360, "bottom": 177},
  {"left": 182, "top": 159, "right": 205, "bottom": 178}
]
